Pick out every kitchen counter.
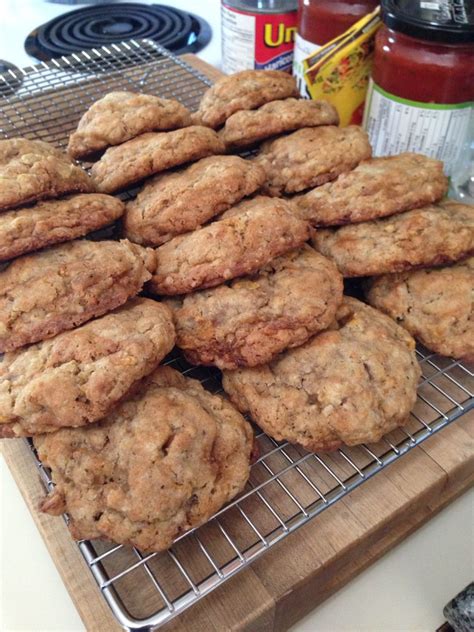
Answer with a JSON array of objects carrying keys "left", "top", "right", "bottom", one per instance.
[{"left": 0, "top": 1, "right": 473, "bottom": 630}]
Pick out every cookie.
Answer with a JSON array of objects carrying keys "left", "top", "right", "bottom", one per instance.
[
  {"left": 0, "top": 193, "right": 124, "bottom": 261},
  {"left": 68, "top": 91, "right": 191, "bottom": 159},
  {"left": 292, "top": 153, "right": 448, "bottom": 226},
  {"left": 168, "top": 246, "right": 343, "bottom": 370},
  {"left": 220, "top": 98, "right": 339, "bottom": 149},
  {"left": 312, "top": 201, "right": 474, "bottom": 277},
  {"left": 255, "top": 126, "right": 372, "bottom": 196},
  {"left": 36, "top": 365, "right": 253, "bottom": 553},
  {"left": 365, "top": 258, "right": 474, "bottom": 362},
  {"left": 0, "top": 239, "right": 155, "bottom": 352},
  {"left": 124, "top": 155, "right": 265, "bottom": 246},
  {"left": 0, "top": 298, "right": 175, "bottom": 438},
  {"left": 149, "top": 196, "right": 310, "bottom": 295},
  {"left": 194, "top": 69, "right": 299, "bottom": 129},
  {"left": 91, "top": 126, "right": 225, "bottom": 193},
  {"left": 223, "top": 297, "right": 420, "bottom": 451},
  {"left": 0, "top": 138, "right": 93, "bottom": 211}
]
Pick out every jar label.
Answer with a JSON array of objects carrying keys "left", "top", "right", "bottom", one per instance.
[
  {"left": 293, "top": 33, "right": 319, "bottom": 98},
  {"left": 363, "top": 79, "right": 473, "bottom": 176},
  {"left": 221, "top": 4, "right": 296, "bottom": 74}
]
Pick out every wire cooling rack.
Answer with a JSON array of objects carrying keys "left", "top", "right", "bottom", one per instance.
[{"left": 1, "top": 40, "right": 473, "bottom": 631}]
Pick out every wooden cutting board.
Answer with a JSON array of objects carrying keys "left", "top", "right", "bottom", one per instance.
[{"left": 1, "top": 54, "right": 474, "bottom": 632}]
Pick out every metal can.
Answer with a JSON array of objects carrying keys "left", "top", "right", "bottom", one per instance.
[{"left": 221, "top": 0, "right": 298, "bottom": 74}]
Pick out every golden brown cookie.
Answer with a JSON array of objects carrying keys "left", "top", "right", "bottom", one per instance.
[
  {"left": 312, "top": 201, "right": 474, "bottom": 277},
  {"left": 220, "top": 98, "right": 339, "bottom": 149},
  {"left": 0, "top": 239, "right": 155, "bottom": 352},
  {"left": 149, "top": 196, "right": 310, "bottom": 295},
  {"left": 223, "top": 297, "right": 420, "bottom": 452},
  {"left": 0, "top": 193, "right": 124, "bottom": 261},
  {"left": 68, "top": 91, "right": 191, "bottom": 159},
  {"left": 365, "top": 258, "right": 474, "bottom": 362},
  {"left": 91, "top": 126, "right": 225, "bottom": 193},
  {"left": 0, "top": 298, "right": 175, "bottom": 438},
  {"left": 194, "top": 69, "right": 299, "bottom": 129},
  {"left": 255, "top": 125, "right": 372, "bottom": 196},
  {"left": 123, "top": 155, "right": 265, "bottom": 246},
  {"left": 168, "top": 246, "right": 343, "bottom": 370},
  {"left": 0, "top": 138, "right": 93, "bottom": 211},
  {"left": 292, "top": 153, "right": 448, "bottom": 226},
  {"left": 36, "top": 365, "right": 253, "bottom": 553}
]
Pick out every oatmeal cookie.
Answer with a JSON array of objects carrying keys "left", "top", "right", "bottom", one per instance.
[
  {"left": 194, "top": 69, "right": 299, "bottom": 129},
  {"left": 36, "top": 365, "right": 253, "bottom": 553},
  {"left": 292, "top": 153, "right": 448, "bottom": 226},
  {"left": 220, "top": 98, "right": 339, "bottom": 149},
  {"left": 255, "top": 125, "right": 372, "bottom": 196},
  {"left": 124, "top": 155, "right": 265, "bottom": 246},
  {"left": 365, "top": 258, "right": 474, "bottom": 362},
  {"left": 223, "top": 297, "right": 420, "bottom": 451},
  {"left": 312, "top": 201, "right": 474, "bottom": 277},
  {"left": 149, "top": 196, "right": 310, "bottom": 295},
  {"left": 168, "top": 246, "right": 343, "bottom": 369},
  {"left": 0, "top": 239, "right": 155, "bottom": 352},
  {"left": 68, "top": 91, "right": 191, "bottom": 159},
  {"left": 0, "top": 298, "right": 175, "bottom": 437},
  {"left": 0, "top": 138, "right": 93, "bottom": 211},
  {"left": 91, "top": 126, "right": 225, "bottom": 193},
  {"left": 0, "top": 193, "right": 124, "bottom": 261}
]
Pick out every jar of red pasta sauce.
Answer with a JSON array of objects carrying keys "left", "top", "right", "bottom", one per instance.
[
  {"left": 293, "top": 0, "right": 379, "bottom": 95},
  {"left": 363, "top": 0, "right": 474, "bottom": 176}
]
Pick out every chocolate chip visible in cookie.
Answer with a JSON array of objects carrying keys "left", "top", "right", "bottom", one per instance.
[
  {"left": 223, "top": 297, "right": 420, "bottom": 451},
  {"left": 91, "top": 126, "right": 225, "bottom": 193},
  {"left": 124, "top": 155, "right": 265, "bottom": 246},
  {"left": 312, "top": 201, "right": 474, "bottom": 277},
  {"left": 148, "top": 196, "right": 310, "bottom": 295},
  {"left": 255, "top": 125, "right": 372, "bottom": 196},
  {"left": 220, "top": 98, "right": 339, "bottom": 149},
  {"left": 168, "top": 245, "right": 343, "bottom": 369},
  {"left": 36, "top": 365, "right": 253, "bottom": 553},
  {"left": 68, "top": 91, "right": 192, "bottom": 159}
]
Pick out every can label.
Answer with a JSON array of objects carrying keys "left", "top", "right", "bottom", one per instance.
[
  {"left": 363, "top": 79, "right": 473, "bottom": 176},
  {"left": 222, "top": 4, "right": 296, "bottom": 74},
  {"left": 292, "top": 32, "right": 318, "bottom": 97}
]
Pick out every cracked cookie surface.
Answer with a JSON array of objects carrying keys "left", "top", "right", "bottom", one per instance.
[
  {"left": 36, "top": 365, "right": 253, "bottom": 553},
  {"left": 292, "top": 153, "right": 448, "bottom": 226},
  {"left": 0, "top": 193, "right": 124, "bottom": 261},
  {"left": 255, "top": 125, "right": 371, "bottom": 196},
  {"left": 220, "top": 98, "right": 339, "bottom": 149},
  {"left": 0, "top": 298, "right": 175, "bottom": 437},
  {"left": 365, "top": 258, "right": 474, "bottom": 362},
  {"left": 223, "top": 297, "right": 420, "bottom": 451},
  {"left": 312, "top": 201, "right": 474, "bottom": 277},
  {"left": 91, "top": 126, "right": 225, "bottom": 193},
  {"left": 68, "top": 91, "right": 191, "bottom": 159},
  {"left": 0, "top": 239, "right": 156, "bottom": 352},
  {"left": 0, "top": 138, "right": 93, "bottom": 211},
  {"left": 168, "top": 246, "right": 343, "bottom": 369},
  {"left": 149, "top": 196, "right": 310, "bottom": 295},
  {"left": 194, "top": 70, "right": 298, "bottom": 129},
  {"left": 124, "top": 155, "right": 265, "bottom": 246}
]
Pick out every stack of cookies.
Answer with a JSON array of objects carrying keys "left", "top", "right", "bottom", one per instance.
[{"left": 1, "top": 69, "right": 472, "bottom": 555}]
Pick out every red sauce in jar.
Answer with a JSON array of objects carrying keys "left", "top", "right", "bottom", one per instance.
[
  {"left": 298, "top": 0, "right": 379, "bottom": 46},
  {"left": 373, "top": 26, "right": 474, "bottom": 104}
]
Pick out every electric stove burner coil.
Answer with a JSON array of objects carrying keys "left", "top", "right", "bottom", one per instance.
[
  {"left": 0, "top": 60, "right": 23, "bottom": 95},
  {"left": 25, "top": 3, "right": 212, "bottom": 61}
]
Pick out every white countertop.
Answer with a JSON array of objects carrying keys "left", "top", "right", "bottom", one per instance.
[{"left": 0, "top": 2, "right": 473, "bottom": 630}]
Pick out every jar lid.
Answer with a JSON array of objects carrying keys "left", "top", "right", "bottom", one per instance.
[{"left": 381, "top": 0, "right": 474, "bottom": 44}]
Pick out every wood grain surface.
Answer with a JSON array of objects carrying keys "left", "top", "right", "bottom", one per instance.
[{"left": 1, "top": 54, "right": 473, "bottom": 632}]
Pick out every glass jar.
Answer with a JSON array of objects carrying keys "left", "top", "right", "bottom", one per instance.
[
  {"left": 222, "top": 0, "right": 298, "bottom": 74},
  {"left": 363, "top": 0, "right": 474, "bottom": 177},
  {"left": 293, "top": 0, "right": 379, "bottom": 95}
]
